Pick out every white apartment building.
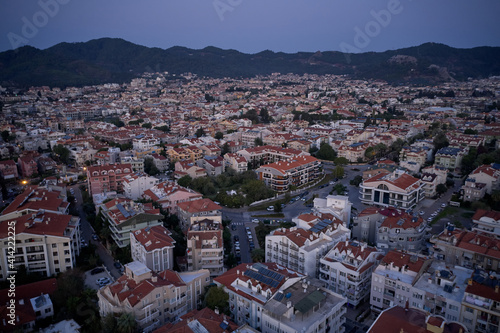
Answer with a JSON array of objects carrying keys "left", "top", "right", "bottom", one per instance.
[
  {"left": 186, "top": 219, "right": 225, "bottom": 278},
  {"left": 130, "top": 225, "right": 176, "bottom": 272},
  {"left": 98, "top": 261, "right": 210, "bottom": 332},
  {"left": 472, "top": 209, "right": 500, "bottom": 238},
  {"left": 133, "top": 137, "right": 160, "bottom": 151},
  {"left": 265, "top": 224, "right": 350, "bottom": 277},
  {"left": 313, "top": 195, "right": 352, "bottom": 227},
  {"left": 214, "top": 262, "right": 347, "bottom": 333},
  {"left": 360, "top": 169, "right": 425, "bottom": 209},
  {"left": 0, "top": 211, "right": 81, "bottom": 280},
  {"left": 122, "top": 172, "right": 159, "bottom": 200},
  {"left": 370, "top": 250, "right": 432, "bottom": 314},
  {"left": 319, "top": 240, "right": 383, "bottom": 307}
]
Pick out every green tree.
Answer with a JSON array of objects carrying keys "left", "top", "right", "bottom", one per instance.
[
  {"left": 215, "top": 131, "right": 224, "bottom": 140},
  {"left": 102, "top": 313, "right": 117, "bottom": 332},
  {"left": 143, "top": 157, "right": 159, "bottom": 176},
  {"left": 334, "top": 157, "right": 349, "bottom": 166},
  {"left": 274, "top": 201, "right": 282, "bottom": 213},
  {"left": 154, "top": 125, "right": 170, "bottom": 133},
  {"left": 260, "top": 108, "right": 270, "bottom": 123},
  {"left": 205, "top": 286, "right": 229, "bottom": 315},
  {"left": 141, "top": 122, "right": 152, "bottom": 129},
  {"left": 221, "top": 142, "right": 230, "bottom": 155},
  {"left": 1, "top": 130, "right": 9, "bottom": 142},
  {"left": 332, "top": 165, "right": 345, "bottom": 179},
  {"left": 433, "top": 132, "right": 449, "bottom": 151},
  {"left": 251, "top": 248, "right": 265, "bottom": 262},
  {"left": 316, "top": 142, "right": 337, "bottom": 161},
  {"left": 254, "top": 137, "right": 264, "bottom": 146},
  {"left": 116, "top": 312, "right": 137, "bottom": 333},
  {"left": 436, "top": 184, "right": 448, "bottom": 196},
  {"left": 195, "top": 127, "right": 205, "bottom": 138},
  {"left": 53, "top": 144, "right": 71, "bottom": 164},
  {"left": 177, "top": 175, "right": 192, "bottom": 188},
  {"left": 349, "top": 175, "right": 363, "bottom": 186}
]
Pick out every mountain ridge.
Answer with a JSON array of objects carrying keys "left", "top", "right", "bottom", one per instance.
[{"left": 1, "top": 38, "right": 500, "bottom": 87}]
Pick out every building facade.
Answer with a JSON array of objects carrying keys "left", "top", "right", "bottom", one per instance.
[
  {"left": 186, "top": 219, "right": 224, "bottom": 278},
  {"left": 130, "top": 225, "right": 176, "bottom": 272}
]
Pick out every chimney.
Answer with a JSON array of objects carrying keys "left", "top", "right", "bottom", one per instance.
[
  {"left": 287, "top": 301, "right": 292, "bottom": 308},
  {"left": 496, "top": 285, "right": 499, "bottom": 294},
  {"left": 214, "top": 307, "right": 219, "bottom": 315},
  {"left": 237, "top": 270, "right": 240, "bottom": 276}
]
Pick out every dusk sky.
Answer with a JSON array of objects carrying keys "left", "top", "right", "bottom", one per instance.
[{"left": 1, "top": 0, "right": 499, "bottom": 54}]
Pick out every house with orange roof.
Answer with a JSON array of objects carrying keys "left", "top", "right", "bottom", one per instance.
[
  {"left": 186, "top": 219, "right": 224, "bottom": 278},
  {"left": 313, "top": 194, "right": 352, "bottom": 226},
  {"left": 430, "top": 226, "right": 500, "bottom": 271},
  {"left": 464, "top": 164, "right": 500, "bottom": 195},
  {"left": 214, "top": 262, "right": 347, "bottom": 332},
  {"left": 153, "top": 307, "right": 238, "bottom": 333},
  {"left": 0, "top": 279, "right": 57, "bottom": 332},
  {"left": 130, "top": 225, "right": 176, "bottom": 272},
  {"left": 367, "top": 305, "right": 467, "bottom": 333},
  {"left": 101, "top": 198, "right": 163, "bottom": 248},
  {"left": 0, "top": 160, "right": 18, "bottom": 179},
  {"left": 370, "top": 250, "right": 432, "bottom": 314},
  {"left": 97, "top": 261, "right": 210, "bottom": 332},
  {"left": 174, "top": 160, "right": 207, "bottom": 180},
  {"left": 142, "top": 181, "right": 202, "bottom": 215},
  {"left": 86, "top": 163, "right": 133, "bottom": 197},
  {"left": 177, "top": 198, "right": 222, "bottom": 230},
  {"left": 472, "top": 209, "right": 500, "bottom": 238},
  {"left": 255, "top": 155, "right": 321, "bottom": 192},
  {"left": 376, "top": 208, "right": 427, "bottom": 253},
  {"left": 0, "top": 210, "right": 81, "bottom": 279},
  {"left": 319, "top": 240, "right": 383, "bottom": 307},
  {"left": 360, "top": 169, "right": 424, "bottom": 209}
]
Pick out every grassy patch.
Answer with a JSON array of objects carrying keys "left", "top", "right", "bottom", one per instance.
[{"left": 249, "top": 201, "right": 279, "bottom": 212}]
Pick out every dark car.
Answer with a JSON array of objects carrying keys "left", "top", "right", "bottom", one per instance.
[
  {"left": 231, "top": 224, "right": 237, "bottom": 231},
  {"left": 113, "top": 262, "right": 122, "bottom": 269},
  {"left": 90, "top": 267, "right": 105, "bottom": 275},
  {"left": 233, "top": 235, "right": 239, "bottom": 242}
]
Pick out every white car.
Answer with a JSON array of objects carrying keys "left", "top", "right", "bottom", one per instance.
[
  {"left": 252, "top": 219, "right": 259, "bottom": 223},
  {"left": 441, "top": 203, "right": 447, "bottom": 208},
  {"left": 267, "top": 206, "right": 274, "bottom": 211}
]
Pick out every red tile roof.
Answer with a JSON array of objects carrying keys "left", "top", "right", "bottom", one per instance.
[
  {"left": 177, "top": 198, "right": 221, "bottom": 213},
  {"left": 132, "top": 225, "right": 175, "bottom": 251},
  {"left": 154, "top": 307, "right": 238, "bottom": 333},
  {"left": 381, "top": 250, "right": 427, "bottom": 273},
  {"left": 0, "top": 211, "right": 74, "bottom": 238}
]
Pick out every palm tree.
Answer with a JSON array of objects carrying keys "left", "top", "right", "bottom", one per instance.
[{"left": 117, "top": 312, "right": 137, "bottom": 333}]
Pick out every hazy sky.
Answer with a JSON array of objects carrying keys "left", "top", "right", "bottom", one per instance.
[{"left": 1, "top": 0, "right": 499, "bottom": 53}]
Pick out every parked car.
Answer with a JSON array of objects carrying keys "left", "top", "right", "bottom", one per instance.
[
  {"left": 90, "top": 267, "right": 104, "bottom": 275},
  {"left": 233, "top": 235, "right": 239, "bottom": 242},
  {"left": 96, "top": 277, "right": 110, "bottom": 285},
  {"left": 441, "top": 203, "right": 447, "bottom": 208},
  {"left": 92, "top": 234, "right": 98, "bottom": 241},
  {"left": 267, "top": 206, "right": 274, "bottom": 211},
  {"left": 113, "top": 262, "right": 122, "bottom": 269},
  {"left": 251, "top": 219, "right": 259, "bottom": 223},
  {"left": 98, "top": 278, "right": 111, "bottom": 287},
  {"left": 231, "top": 224, "right": 237, "bottom": 231}
]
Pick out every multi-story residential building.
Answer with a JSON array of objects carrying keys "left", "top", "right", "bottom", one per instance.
[
  {"left": 122, "top": 172, "right": 159, "bottom": 200},
  {"left": 376, "top": 210, "right": 427, "bottom": 253},
  {"left": 130, "top": 225, "right": 176, "bottom": 272},
  {"left": 337, "top": 142, "right": 372, "bottom": 162},
  {"left": 174, "top": 160, "right": 207, "bottom": 179},
  {"left": 411, "top": 261, "right": 472, "bottom": 322},
  {"left": 0, "top": 210, "right": 81, "bottom": 279},
  {"left": 430, "top": 226, "right": 500, "bottom": 271},
  {"left": 214, "top": 263, "right": 347, "bottom": 333},
  {"left": 0, "top": 160, "right": 18, "bottom": 179},
  {"left": 434, "top": 147, "right": 466, "bottom": 170},
  {"left": 467, "top": 164, "right": 500, "bottom": 194},
  {"left": 101, "top": 198, "right": 163, "bottom": 248},
  {"left": 265, "top": 225, "right": 349, "bottom": 277},
  {"left": 319, "top": 241, "right": 383, "bottom": 307},
  {"left": 18, "top": 155, "right": 39, "bottom": 177},
  {"left": 367, "top": 305, "right": 467, "bottom": 333},
  {"left": 186, "top": 219, "right": 224, "bottom": 278},
  {"left": 262, "top": 133, "right": 302, "bottom": 146},
  {"left": 370, "top": 250, "right": 432, "bottom": 314},
  {"left": 472, "top": 209, "right": 500, "bottom": 238},
  {"left": 223, "top": 153, "right": 248, "bottom": 173},
  {"left": 462, "top": 177, "right": 488, "bottom": 202},
  {"left": 0, "top": 279, "right": 58, "bottom": 332},
  {"left": 236, "top": 145, "right": 308, "bottom": 169},
  {"left": 420, "top": 172, "right": 441, "bottom": 198},
  {"left": 98, "top": 261, "right": 210, "bottom": 332},
  {"left": 142, "top": 181, "right": 202, "bottom": 215},
  {"left": 460, "top": 269, "right": 500, "bottom": 333},
  {"left": 154, "top": 307, "right": 239, "bottom": 333},
  {"left": 150, "top": 153, "right": 169, "bottom": 172},
  {"left": 399, "top": 146, "right": 432, "bottom": 165},
  {"left": 177, "top": 198, "right": 222, "bottom": 230},
  {"left": 313, "top": 195, "right": 352, "bottom": 226},
  {"left": 121, "top": 156, "right": 145, "bottom": 172},
  {"left": 133, "top": 137, "right": 160, "bottom": 151},
  {"left": 360, "top": 169, "right": 424, "bottom": 209},
  {"left": 37, "top": 156, "right": 58, "bottom": 175},
  {"left": 86, "top": 163, "right": 133, "bottom": 197},
  {"left": 197, "top": 155, "right": 224, "bottom": 176},
  {"left": 0, "top": 185, "right": 69, "bottom": 221},
  {"left": 166, "top": 147, "right": 191, "bottom": 163},
  {"left": 256, "top": 155, "right": 321, "bottom": 192}
]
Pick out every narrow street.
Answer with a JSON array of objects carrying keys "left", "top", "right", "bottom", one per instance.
[{"left": 70, "top": 184, "right": 122, "bottom": 280}]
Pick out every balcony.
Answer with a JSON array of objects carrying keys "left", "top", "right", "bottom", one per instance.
[{"left": 26, "top": 246, "right": 44, "bottom": 254}]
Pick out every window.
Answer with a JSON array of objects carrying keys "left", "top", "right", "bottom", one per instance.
[{"left": 52, "top": 244, "right": 57, "bottom": 248}]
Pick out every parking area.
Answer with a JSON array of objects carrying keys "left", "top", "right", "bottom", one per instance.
[{"left": 84, "top": 266, "right": 114, "bottom": 290}]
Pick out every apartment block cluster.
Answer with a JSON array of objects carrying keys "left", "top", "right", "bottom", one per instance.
[{"left": 1, "top": 72, "right": 499, "bottom": 332}]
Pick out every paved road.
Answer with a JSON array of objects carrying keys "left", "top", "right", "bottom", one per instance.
[{"left": 70, "top": 184, "right": 122, "bottom": 280}]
